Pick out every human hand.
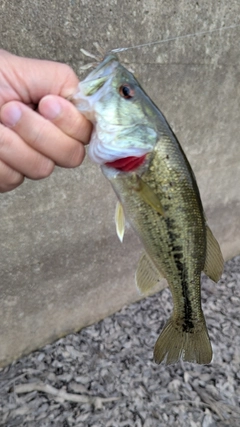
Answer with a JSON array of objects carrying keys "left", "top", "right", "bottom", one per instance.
[{"left": 0, "top": 49, "right": 92, "bottom": 192}]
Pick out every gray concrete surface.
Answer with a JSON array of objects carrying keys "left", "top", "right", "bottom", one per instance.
[{"left": 0, "top": 0, "right": 240, "bottom": 367}]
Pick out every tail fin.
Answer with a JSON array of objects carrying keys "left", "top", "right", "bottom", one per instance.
[{"left": 154, "top": 317, "right": 212, "bottom": 365}]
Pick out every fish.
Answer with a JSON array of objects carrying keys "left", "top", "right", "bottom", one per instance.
[{"left": 71, "top": 53, "right": 224, "bottom": 365}]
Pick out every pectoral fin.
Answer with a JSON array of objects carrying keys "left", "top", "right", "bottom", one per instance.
[
  {"left": 135, "top": 253, "right": 165, "bottom": 295},
  {"left": 203, "top": 225, "right": 224, "bottom": 282},
  {"left": 115, "top": 201, "right": 125, "bottom": 242},
  {"left": 134, "top": 175, "right": 164, "bottom": 216}
]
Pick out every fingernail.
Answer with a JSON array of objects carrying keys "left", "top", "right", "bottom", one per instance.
[
  {"left": 42, "top": 99, "right": 62, "bottom": 120},
  {"left": 3, "top": 104, "right": 22, "bottom": 127}
]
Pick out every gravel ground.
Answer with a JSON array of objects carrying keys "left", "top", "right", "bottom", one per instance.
[{"left": 0, "top": 256, "right": 240, "bottom": 427}]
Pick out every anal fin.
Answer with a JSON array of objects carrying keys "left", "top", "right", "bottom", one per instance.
[{"left": 135, "top": 253, "right": 165, "bottom": 295}]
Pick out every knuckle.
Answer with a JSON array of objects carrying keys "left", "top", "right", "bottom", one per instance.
[
  {"left": 0, "top": 126, "right": 9, "bottom": 150},
  {"left": 65, "top": 144, "right": 85, "bottom": 168},
  {"left": 31, "top": 127, "right": 45, "bottom": 148},
  {"left": 0, "top": 185, "right": 12, "bottom": 193},
  {"left": 69, "top": 113, "right": 92, "bottom": 144},
  {"left": 0, "top": 170, "right": 24, "bottom": 193},
  {"left": 56, "top": 64, "right": 79, "bottom": 96},
  {"left": 11, "top": 173, "right": 24, "bottom": 188},
  {"left": 60, "top": 63, "right": 78, "bottom": 83},
  {"left": 31, "top": 158, "right": 55, "bottom": 180}
]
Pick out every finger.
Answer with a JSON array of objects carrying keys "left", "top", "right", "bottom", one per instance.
[
  {"left": 0, "top": 123, "right": 54, "bottom": 179},
  {"left": 0, "top": 159, "right": 24, "bottom": 192},
  {"left": 0, "top": 50, "right": 79, "bottom": 104},
  {"left": 0, "top": 101, "right": 86, "bottom": 168},
  {"left": 38, "top": 95, "right": 92, "bottom": 144}
]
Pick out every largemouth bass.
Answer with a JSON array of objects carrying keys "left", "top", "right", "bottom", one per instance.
[{"left": 72, "top": 53, "right": 224, "bottom": 365}]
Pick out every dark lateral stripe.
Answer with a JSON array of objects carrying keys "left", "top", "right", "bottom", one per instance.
[{"left": 166, "top": 217, "right": 194, "bottom": 331}]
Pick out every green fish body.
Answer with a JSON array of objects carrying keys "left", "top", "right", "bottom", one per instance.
[{"left": 72, "top": 53, "right": 224, "bottom": 365}]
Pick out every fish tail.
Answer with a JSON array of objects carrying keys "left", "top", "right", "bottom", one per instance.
[{"left": 154, "top": 316, "right": 212, "bottom": 365}]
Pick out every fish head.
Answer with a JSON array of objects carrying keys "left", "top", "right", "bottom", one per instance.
[{"left": 72, "top": 53, "right": 160, "bottom": 166}]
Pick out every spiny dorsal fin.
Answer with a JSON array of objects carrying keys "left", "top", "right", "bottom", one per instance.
[
  {"left": 115, "top": 201, "right": 125, "bottom": 242},
  {"left": 134, "top": 175, "right": 165, "bottom": 216},
  {"left": 135, "top": 253, "right": 165, "bottom": 295},
  {"left": 204, "top": 225, "right": 224, "bottom": 283}
]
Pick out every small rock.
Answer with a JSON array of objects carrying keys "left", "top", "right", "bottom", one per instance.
[{"left": 202, "top": 411, "right": 213, "bottom": 427}]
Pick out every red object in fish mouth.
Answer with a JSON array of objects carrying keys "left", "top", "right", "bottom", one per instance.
[{"left": 105, "top": 155, "right": 146, "bottom": 172}]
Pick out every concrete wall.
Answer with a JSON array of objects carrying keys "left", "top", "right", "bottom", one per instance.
[{"left": 0, "top": 0, "right": 240, "bottom": 367}]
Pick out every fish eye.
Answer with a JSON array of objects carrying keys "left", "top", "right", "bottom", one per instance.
[{"left": 119, "top": 84, "right": 135, "bottom": 99}]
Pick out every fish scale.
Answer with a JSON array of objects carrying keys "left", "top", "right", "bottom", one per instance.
[{"left": 107, "top": 137, "right": 206, "bottom": 323}]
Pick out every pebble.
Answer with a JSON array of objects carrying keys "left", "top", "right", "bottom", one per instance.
[{"left": 202, "top": 413, "right": 214, "bottom": 427}]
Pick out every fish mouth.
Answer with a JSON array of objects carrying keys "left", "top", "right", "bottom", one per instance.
[
  {"left": 79, "top": 54, "right": 119, "bottom": 96},
  {"left": 71, "top": 53, "right": 119, "bottom": 119},
  {"left": 84, "top": 53, "right": 119, "bottom": 80}
]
